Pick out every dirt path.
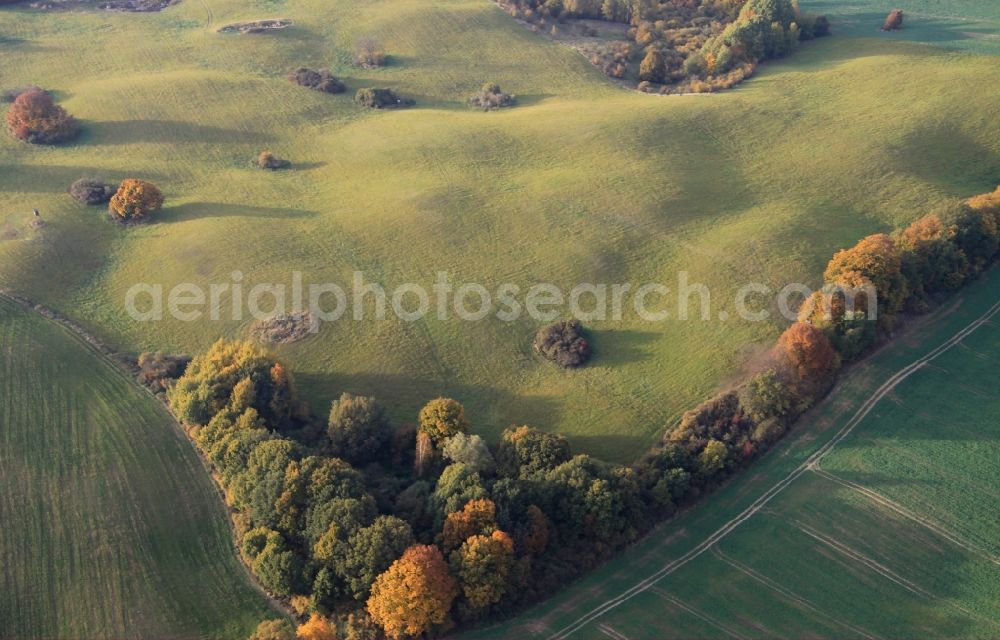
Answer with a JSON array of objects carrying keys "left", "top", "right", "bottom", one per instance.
[{"left": 548, "top": 295, "right": 1000, "bottom": 640}]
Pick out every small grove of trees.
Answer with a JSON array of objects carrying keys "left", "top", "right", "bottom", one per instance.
[
  {"left": 288, "top": 68, "right": 346, "bottom": 94},
  {"left": 108, "top": 179, "right": 165, "bottom": 223},
  {"left": 5, "top": 88, "right": 79, "bottom": 144},
  {"left": 499, "top": 0, "right": 827, "bottom": 93}
]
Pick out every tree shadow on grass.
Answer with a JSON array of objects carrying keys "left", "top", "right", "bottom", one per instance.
[
  {"left": 85, "top": 119, "right": 274, "bottom": 145},
  {"left": 587, "top": 329, "right": 660, "bottom": 368},
  {"left": 289, "top": 161, "right": 327, "bottom": 171},
  {"left": 890, "top": 125, "right": 1000, "bottom": 196},
  {"left": 160, "top": 202, "right": 316, "bottom": 223}
]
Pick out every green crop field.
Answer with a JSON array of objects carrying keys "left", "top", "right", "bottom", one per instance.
[
  {"left": 0, "top": 295, "right": 278, "bottom": 638},
  {"left": 1, "top": 0, "right": 999, "bottom": 463},
  {"left": 469, "top": 266, "right": 1000, "bottom": 639}
]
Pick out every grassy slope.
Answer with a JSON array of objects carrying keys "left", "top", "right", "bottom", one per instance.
[
  {"left": 1, "top": 0, "right": 999, "bottom": 462},
  {"left": 802, "top": 0, "right": 1000, "bottom": 55},
  {"left": 0, "top": 296, "right": 278, "bottom": 638},
  {"left": 468, "top": 267, "right": 1000, "bottom": 639}
]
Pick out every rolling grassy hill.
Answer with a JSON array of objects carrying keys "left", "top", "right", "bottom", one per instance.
[
  {"left": 0, "top": 295, "right": 278, "bottom": 638},
  {"left": 802, "top": 0, "right": 1000, "bottom": 55},
  {"left": 467, "top": 266, "right": 1000, "bottom": 639},
  {"left": 1, "top": 0, "right": 998, "bottom": 466}
]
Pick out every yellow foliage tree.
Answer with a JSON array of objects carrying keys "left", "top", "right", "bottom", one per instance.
[
  {"left": 296, "top": 613, "right": 337, "bottom": 640},
  {"left": 441, "top": 498, "right": 496, "bottom": 552},
  {"left": 108, "top": 178, "right": 164, "bottom": 222},
  {"left": 367, "top": 544, "right": 457, "bottom": 640}
]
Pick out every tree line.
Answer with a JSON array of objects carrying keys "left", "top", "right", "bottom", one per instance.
[{"left": 168, "top": 186, "right": 999, "bottom": 640}]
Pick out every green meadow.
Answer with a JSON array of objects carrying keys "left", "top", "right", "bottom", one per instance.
[
  {"left": 470, "top": 266, "right": 1000, "bottom": 639},
  {"left": 0, "top": 295, "right": 278, "bottom": 638},
  {"left": 1, "top": 0, "right": 999, "bottom": 462}
]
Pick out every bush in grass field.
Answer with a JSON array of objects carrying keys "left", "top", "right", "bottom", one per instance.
[
  {"left": 6, "top": 89, "right": 79, "bottom": 144},
  {"left": 534, "top": 319, "right": 591, "bottom": 367},
  {"left": 69, "top": 178, "right": 118, "bottom": 206},
  {"left": 108, "top": 179, "right": 164, "bottom": 223},
  {"left": 256, "top": 150, "right": 290, "bottom": 170},
  {"left": 881, "top": 9, "right": 904, "bottom": 31},
  {"left": 355, "top": 36, "right": 388, "bottom": 68},
  {"left": 288, "top": 67, "right": 346, "bottom": 94},
  {"left": 354, "top": 88, "right": 414, "bottom": 109},
  {"left": 468, "top": 83, "right": 515, "bottom": 111}
]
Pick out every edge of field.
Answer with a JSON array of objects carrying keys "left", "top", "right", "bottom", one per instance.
[{"left": 463, "top": 265, "right": 1000, "bottom": 639}]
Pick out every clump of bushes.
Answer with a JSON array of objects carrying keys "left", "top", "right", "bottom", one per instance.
[
  {"left": 881, "top": 9, "right": 904, "bottom": 31},
  {"left": 108, "top": 179, "right": 164, "bottom": 223},
  {"left": 354, "top": 88, "right": 414, "bottom": 109},
  {"left": 136, "top": 351, "right": 190, "bottom": 395},
  {"left": 501, "top": 0, "right": 827, "bottom": 93},
  {"left": 288, "top": 67, "right": 345, "bottom": 94},
  {"left": 69, "top": 178, "right": 118, "bottom": 206},
  {"left": 355, "top": 36, "right": 388, "bottom": 68},
  {"left": 468, "top": 83, "right": 515, "bottom": 111},
  {"left": 5, "top": 89, "right": 79, "bottom": 144},
  {"left": 534, "top": 319, "right": 591, "bottom": 367},
  {"left": 256, "top": 151, "right": 290, "bottom": 170}
]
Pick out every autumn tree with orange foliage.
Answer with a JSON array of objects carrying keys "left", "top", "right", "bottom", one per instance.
[
  {"left": 777, "top": 322, "right": 839, "bottom": 383},
  {"left": 441, "top": 498, "right": 497, "bottom": 552},
  {"left": 367, "top": 544, "right": 457, "bottom": 639},
  {"left": 520, "top": 505, "right": 551, "bottom": 555},
  {"left": 296, "top": 613, "right": 337, "bottom": 640},
  {"left": 108, "top": 179, "right": 165, "bottom": 222},
  {"left": 823, "top": 233, "right": 906, "bottom": 318},
  {"left": 6, "top": 89, "right": 79, "bottom": 144}
]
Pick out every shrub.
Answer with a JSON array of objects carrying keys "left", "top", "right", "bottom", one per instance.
[
  {"left": 354, "top": 88, "right": 414, "bottom": 109},
  {"left": 468, "top": 83, "right": 515, "bottom": 111},
  {"left": 257, "top": 151, "right": 290, "bottom": 170},
  {"left": 533, "top": 319, "right": 591, "bottom": 367},
  {"left": 355, "top": 36, "right": 388, "bottom": 68},
  {"left": 69, "top": 178, "right": 118, "bottom": 205},
  {"left": 136, "top": 351, "right": 190, "bottom": 394},
  {"left": 6, "top": 89, "right": 79, "bottom": 144},
  {"left": 288, "top": 67, "right": 345, "bottom": 94},
  {"left": 881, "top": 9, "right": 903, "bottom": 31},
  {"left": 108, "top": 179, "right": 164, "bottom": 222}
]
